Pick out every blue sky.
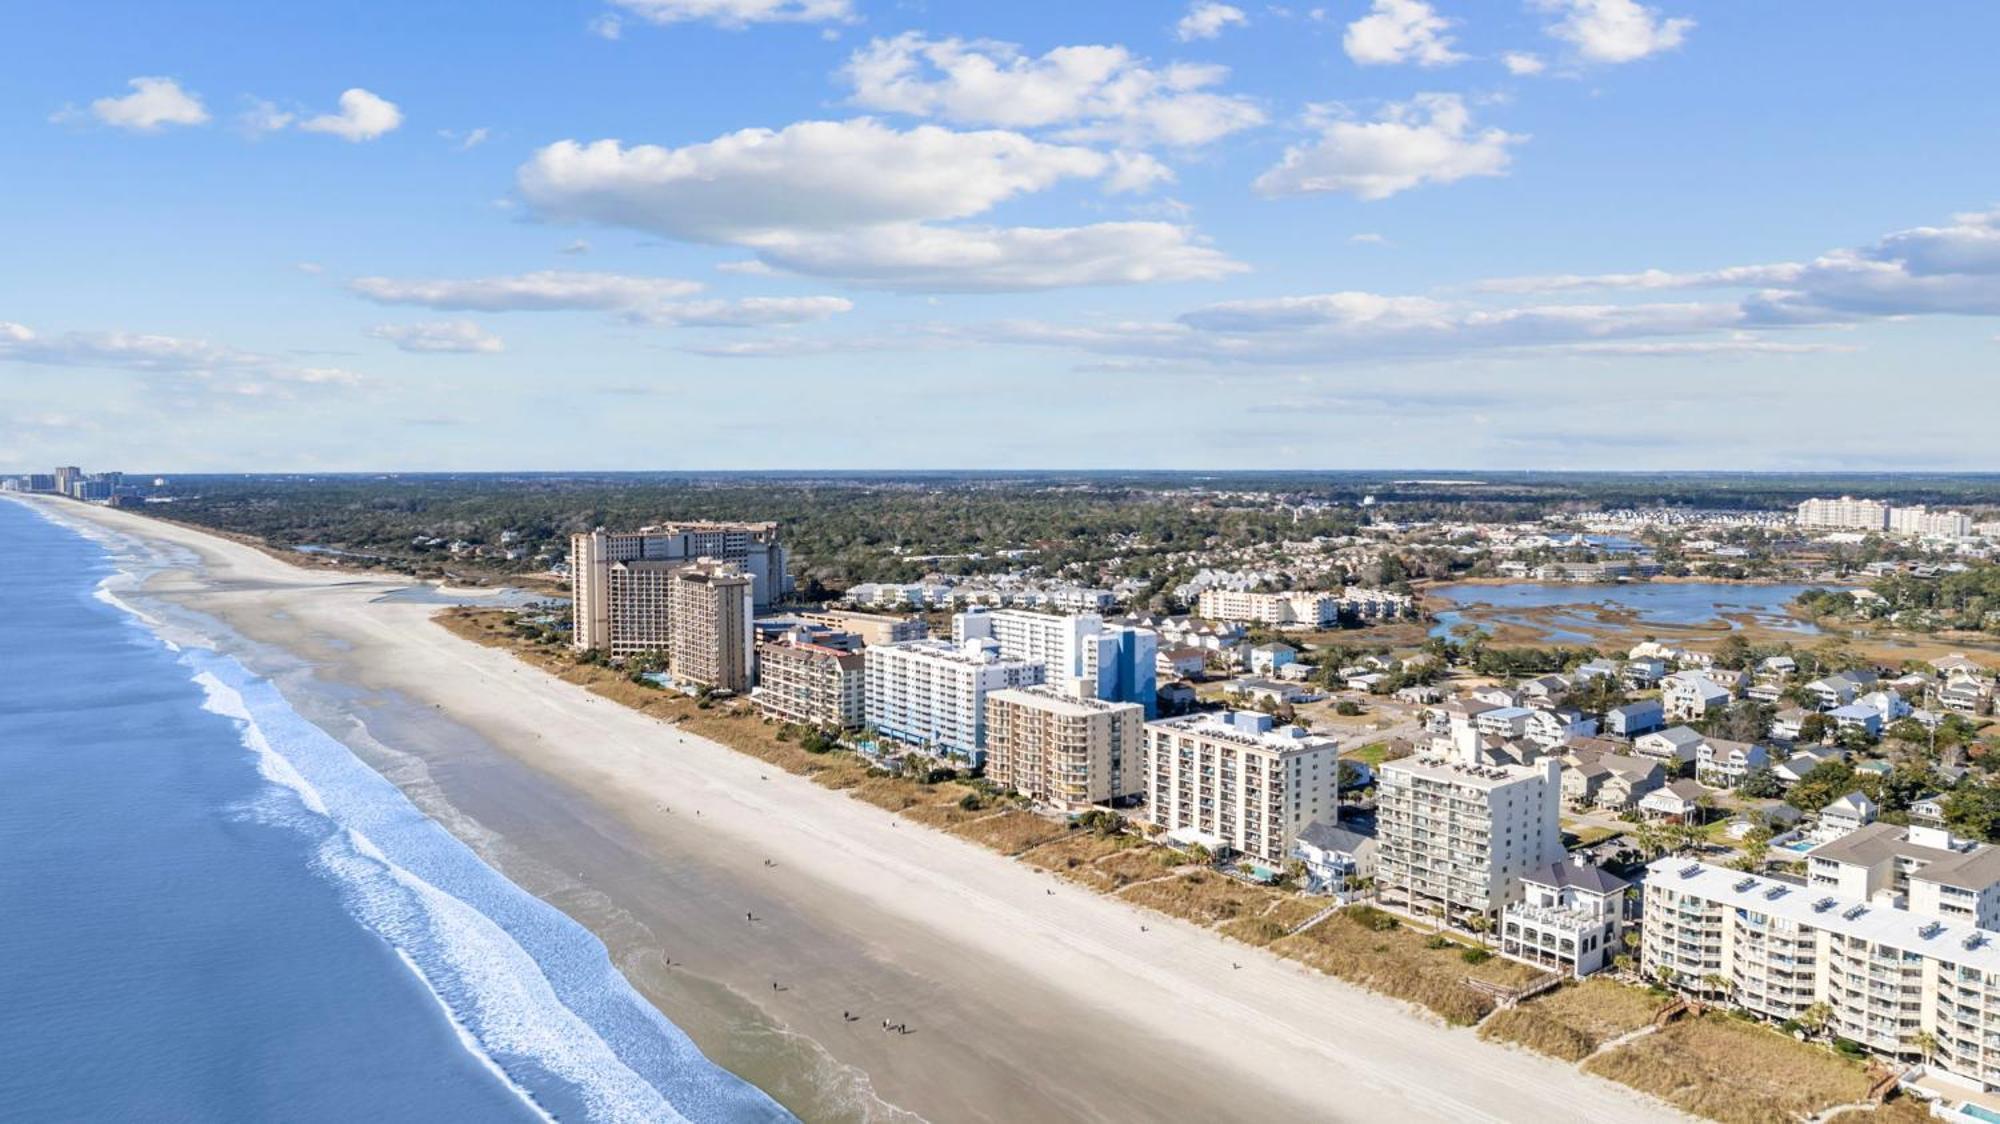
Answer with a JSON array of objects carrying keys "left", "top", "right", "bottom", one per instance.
[{"left": 3, "top": 0, "right": 1997, "bottom": 473}]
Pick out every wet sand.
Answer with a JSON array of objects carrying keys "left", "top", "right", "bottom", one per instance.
[{"left": 34, "top": 497, "right": 1688, "bottom": 1124}]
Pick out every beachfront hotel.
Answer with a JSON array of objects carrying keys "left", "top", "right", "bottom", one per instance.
[
  {"left": 952, "top": 607, "right": 1158, "bottom": 716},
  {"left": 1141, "top": 711, "right": 1340, "bottom": 866},
  {"left": 665, "top": 559, "right": 755, "bottom": 694},
  {"left": 752, "top": 637, "right": 866, "bottom": 730},
  {"left": 571, "top": 522, "right": 790, "bottom": 651},
  {"left": 1644, "top": 828, "right": 2000, "bottom": 1090},
  {"left": 863, "top": 638, "right": 1045, "bottom": 766},
  {"left": 1375, "top": 745, "right": 1566, "bottom": 929},
  {"left": 984, "top": 684, "right": 1145, "bottom": 812}
]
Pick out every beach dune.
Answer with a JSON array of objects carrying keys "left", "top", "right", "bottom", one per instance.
[{"left": 42, "top": 499, "right": 1686, "bottom": 1124}]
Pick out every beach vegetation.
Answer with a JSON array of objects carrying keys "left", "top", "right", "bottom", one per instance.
[{"left": 1584, "top": 1013, "right": 1876, "bottom": 1123}]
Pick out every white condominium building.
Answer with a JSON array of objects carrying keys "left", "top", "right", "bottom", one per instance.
[
  {"left": 1644, "top": 845, "right": 2000, "bottom": 1088},
  {"left": 953, "top": 607, "right": 1158, "bottom": 715},
  {"left": 572, "top": 522, "right": 790, "bottom": 650},
  {"left": 1197, "top": 588, "right": 1338, "bottom": 628},
  {"left": 1376, "top": 745, "right": 1565, "bottom": 927},
  {"left": 1889, "top": 505, "right": 1974, "bottom": 539},
  {"left": 863, "top": 639, "right": 1045, "bottom": 766},
  {"left": 1796, "top": 496, "right": 1890, "bottom": 532},
  {"left": 1142, "top": 711, "right": 1340, "bottom": 866},
  {"left": 985, "top": 685, "right": 1144, "bottom": 811}
]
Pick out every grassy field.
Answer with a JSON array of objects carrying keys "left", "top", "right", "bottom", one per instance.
[
  {"left": 1583, "top": 1013, "right": 1877, "bottom": 1123},
  {"left": 1478, "top": 978, "right": 1667, "bottom": 1062}
]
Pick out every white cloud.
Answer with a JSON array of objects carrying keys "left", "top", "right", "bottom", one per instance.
[
  {"left": 520, "top": 120, "right": 1128, "bottom": 242},
  {"left": 840, "top": 35, "right": 1265, "bottom": 148},
  {"left": 0, "top": 320, "right": 361, "bottom": 397},
  {"left": 1176, "top": 2, "right": 1248, "bottom": 42},
  {"left": 369, "top": 321, "right": 504, "bottom": 353},
  {"left": 750, "top": 221, "right": 1245, "bottom": 292},
  {"left": 349, "top": 270, "right": 704, "bottom": 311},
  {"left": 604, "top": 0, "right": 853, "bottom": 29},
  {"left": 73, "top": 77, "right": 210, "bottom": 132},
  {"left": 1254, "top": 94, "right": 1523, "bottom": 200},
  {"left": 517, "top": 117, "right": 1243, "bottom": 292},
  {"left": 295, "top": 262, "right": 326, "bottom": 275},
  {"left": 440, "top": 126, "right": 491, "bottom": 151},
  {"left": 1535, "top": 0, "right": 1692, "bottom": 64},
  {"left": 1471, "top": 263, "right": 1806, "bottom": 293},
  {"left": 716, "top": 259, "right": 776, "bottom": 275},
  {"left": 1502, "top": 51, "right": 1546, "bottom": 75},
  {"left": 627, "top": 296, "right": 855, "bottom": 326},
  {"left": 559, "top": 240, "right": 592, "bottom": 255},
  {"left": 1472, "top": 209, "right": 2000, "bottom": 324},
  {"left": 300, "top": 89, "right": 403, "bottom": 142},
  {"left": 236, "top": 97, "right": 295, "bottom": 137},
  {"left": 1349, "top": 232, "right": 1390, "bottom": 245},
  {"left": 348, "top": 269, "right": 852, "bottom": 325},
  {"left": 589, "top": 14, "right": 624, "bottom": 38},
  {"left": 1343, "top": 0, "right": 1465, "bottom": 67}
]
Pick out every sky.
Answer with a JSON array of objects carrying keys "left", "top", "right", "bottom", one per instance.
[{"left": 3, "top": 0, "right": 1998, "bottom": 473}]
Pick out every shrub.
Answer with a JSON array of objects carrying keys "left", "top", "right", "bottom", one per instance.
[
  {"left": 1346, "top": 905, "right": 1401, "bottom": 932},
  {"left": 1460, "top": 947, "right": 1493, "bottom": 965}
]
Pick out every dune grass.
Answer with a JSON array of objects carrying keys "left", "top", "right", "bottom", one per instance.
[
  {"left": 1583, "top": 1013, "right": 1876, "bottom": 1124},
  {"left": 1479, "top": 978, "right": 1666, "bottom": 1062}
]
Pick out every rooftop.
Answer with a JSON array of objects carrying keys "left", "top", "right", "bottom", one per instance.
[{"left": 1648, "top": 858, "right": 2000, "bottom": 969}]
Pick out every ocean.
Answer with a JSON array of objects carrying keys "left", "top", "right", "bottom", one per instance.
[{"left": 0, "top": 499, "right": 792, "bottom": 1123}]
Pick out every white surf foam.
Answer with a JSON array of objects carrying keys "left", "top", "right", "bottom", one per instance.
[{"left": 189, "top": 658, "right": 703, "bottom": 1124}]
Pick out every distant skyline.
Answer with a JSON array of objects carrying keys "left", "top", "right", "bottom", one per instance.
[{"left": 4, "top": 1, "right": 1999, "bottom": 472}]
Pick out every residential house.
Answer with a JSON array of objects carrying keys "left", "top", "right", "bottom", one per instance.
[
  {"left": 1519, "top": 674, "right": 1571, "bottom": 706},
  {"left": 1640, "top": 779, "right": 1709, "bottom": 821},
  {"left": 1574, "top": 658, "right": 1622, "bottom": 683},
  {"left": 1470, "top": 685, "right": 1524, "bottom": 708},
  {"left": 1772, "top": 746, "right": 1844, "bottom": 787},
  {"left": 1633, "top": 725, "right": 1705, "bottom": 766},
  {"left": 1622, "top": 658, "right": 1667, "bottom": 689},
  {"left": 1815, "top": 791, "right": 1878, "bottom": 841},
  {"left": 1663, "top": 671, "right": 1733, "bottom": 723},
  {"left": 1293, "top": 818, "right": 1378, "bottom": 899},
  {"left": 1758, "top": 655, "right": 1798, "bottom": 679},
  {"left": 1525, "top": 707, "right": 1598, "bottom": 749},
  {"left": 1805, "top": 670, "right": 1878, "bottom": 710},
  {"left": 1695, "top": 736, "right": 1769, "bottom": 789},
  {"left": 1249, "top": 642, "right": 1297, "bottom": 674},
  {"left": 1156, "top": 646, "right": 1208, "bottom": 680},
  {"left": 1500, "top": 860, "right": 1630, "bottom": 978},
  {"left": 1771, "top": 707, "right": 1812, "bottom": 743},
  {"left": 1605, "top": 699, "right": 1665, "bottom": 737},
  {"left": 1939, "top": 677, "right": 1991, "bottom": 715},
  {"left": 1826, "top": 703, "right": 1883, "bottom": 737},
  {"left": 1562, "top": 750, "right": 1663, "bottom": 811},
  {"left": 1472, "top": 706, "right": 1536, "bottom": 741},
  {"left": 1857, "top": 689, "right": 1912, "bottom": 723}
]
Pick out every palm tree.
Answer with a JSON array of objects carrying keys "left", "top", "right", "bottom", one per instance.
[
  {"left": 1702, "top": 973, "right": 1733, "bottom": 1005},
  {"left": 1908, "top": 1030, "right": 1940, "bottom": 1068},
  {"left": 1798, "top": 1001, "right": 1831, "bottom": 1040}
]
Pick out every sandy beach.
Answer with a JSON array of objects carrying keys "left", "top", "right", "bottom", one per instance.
[{"left": 33, "top": 497, "right": 1688, "bottom": 1124}]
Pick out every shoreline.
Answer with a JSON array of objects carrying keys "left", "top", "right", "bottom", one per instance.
[{"left": 25, "top": 497, "right": 1689, "bottom": 1123}]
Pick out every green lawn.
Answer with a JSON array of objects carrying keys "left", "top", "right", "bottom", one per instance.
[{"left": 1349, "top": 742, "right": 1394, "bottom": 766}]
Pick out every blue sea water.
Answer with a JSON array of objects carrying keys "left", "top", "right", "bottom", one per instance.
[{"left": 0, "top": 500, "right": 792, "bottom": 1124}]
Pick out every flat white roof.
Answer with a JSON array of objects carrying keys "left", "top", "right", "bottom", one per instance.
[{"left": 1647, "top": 858, "right": 2000, "bottom": 971}]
